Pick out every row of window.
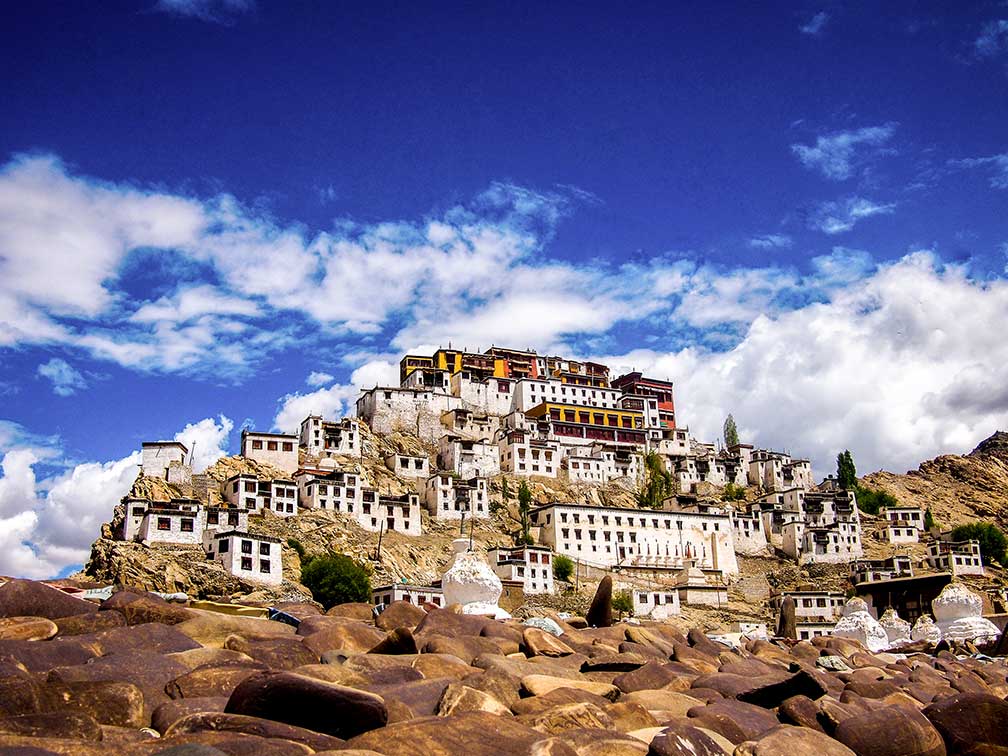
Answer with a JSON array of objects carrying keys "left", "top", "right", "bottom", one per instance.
[{"left": 249, "top": 439, "right": 295, "bottom": 452}]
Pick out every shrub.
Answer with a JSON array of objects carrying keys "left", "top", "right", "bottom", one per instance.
[
  {"left": 636, "top": 452, "right": 675, "bottom": 508},
  {"left": 553, "top": 554, "right": 574, "bottom": 582},
  {"left": 722, "top": 482, "right": 746, "bottom": 502},
  {"left": 287, "top": 538, "right": 307, "bottom": 562},
  {"left": 612, "top": 590, "right": 633, "bottom": 618},
  {"left": 853, "top": 485, "right": 897, "bottom": 516},
  {"left": 300, "top": 553, "right": 371, "bottom": 610},
  {"left": 951, "top": 522, "right": 1007, "bottom": 565},
  {"left": 924, "top": 507, "right": 935, "bottom": 531}
]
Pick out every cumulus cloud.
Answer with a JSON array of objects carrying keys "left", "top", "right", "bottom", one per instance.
[
  {"left": 599, "top": 252, "right": 1008, "bottom": 478},
  {"left": 748, "top": 234, "right": 793, "bottom": 249},
  {"left": 174, "top": 414, "right": 234, "bottom": 472},
  {"left": 808, "top": 196, "right": 896, "bottom": 234},
  {"left": 36, "top": 358, "right": 87, "bottom": 396},
  {"left": 791, "top": 124, "right": 897, "bottom": 180},
  {"left": 273, "top": 384, "right": 360, "bottom": 433},
  {"left": 800, "top": 11, "right": 830, "bottom": 35},
  {"left": 306, "top": 371, "right": 335, "bottom": 387}
]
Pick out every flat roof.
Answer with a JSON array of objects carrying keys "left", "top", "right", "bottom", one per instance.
[
  {"left": 241, "top": 430, "right": 297, "bottom": 439},
  {"left": 142, "top": 440, "right": 189, "bottom": 451},
  {"left": 854, "top": 571, "right": 952, "bottom": 589},
  {"left": 210, "top": 530, "right": 282, "bottom": 544}
]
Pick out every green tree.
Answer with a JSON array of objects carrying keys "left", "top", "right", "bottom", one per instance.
[
  {"left": 612, "top": 590, "right": 633, "bottom": 618},
  {"left": 517, "top": 480, "right": 533, "bottom": 545},
  {"left": 552, "top": 554, "right": 574, "bottom": 582},
  {"left": 924, "top": 507, "right": 935, "bottom": 531},
  {"left": 501, "top": 478, "right": 511, "bottom": 502},
  {"left": 300, "top": 553, "right": 371, "bottom": 610},
  {"left": 287, "top": 537, "right": 307, "bottom": 562},
  {"left": 836, "top": 450, "right": 857, "bottom": 490},
  {"left": 951, "top": 522, "right": 1007, "bottom": 565},
  {"left": 722, "top": 482, "right": 746, "bottom": 502},
  {"left": 723, "top": 414, "right": 740, "bottom": 448},
  {"left": 636, "top": 452, "right": 675, "bottom": 508},
  {"left": 853, "top": 486, "right": 898, "bottom": 516}
]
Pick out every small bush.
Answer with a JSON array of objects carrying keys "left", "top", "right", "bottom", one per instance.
[
  {"left": 553, "top": 554, "right": 574, "bottom": 582},
  {"left": 854, "top": 485, "right": 898, "bottom": 516},
  {"left": 924, "top": 508, "right": 935, "bottom": 531},
  {"left": 300, "top": 553, "right": 371, "bottom": 610},
  {"left": 951, "top": 522, "right": 1007, "bottom": 565},
  {"left": 722, "top": 482, "right": 746, "bottom": 502},
  {"left": 612, "top": 590, "right": 633, "bottom": 617},
  {"left": 287, "top": 538, "right": 307, "bottom": 562}
]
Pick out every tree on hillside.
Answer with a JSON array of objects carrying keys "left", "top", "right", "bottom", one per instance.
[
  {"left": 836, "top": 450, "right": 857, "bottom": 490},
  {"left": 612, "top": 590, "right": 633, "bottom": 619},
  {"left": 517, "top": 480, "right": 533, "bottom": 545},
  {"left": 854, "top": 486, "right": 898, "bottom": 516},
  {"left": 723, "top": 414, "right": 740, "bottom": 448},
  {"left": 552, "top": 554, "right": 574, "bottom": 582},
  {"left": 951, "top": 522, "right": 1007, "bottom": 565},
  {"left": 300, "top": 553, "right": 371, "bottom": 610},
  {"left": 636, "top": 452, "right": 676, "bottom": 508},
  {"left": 924, "top": 507, "right": 935, "bottom": 531},
  {"left": 722, "top": 482, "right": 745, "bottom": 502}
]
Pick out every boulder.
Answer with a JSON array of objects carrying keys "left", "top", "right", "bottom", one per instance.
[
  {"left": 0, "top": 711, "right": 103, "bottom": 741},
  {"left": 462, "top": 666, "right": 521, "bottom": 710},
  {"left": 78, "top": 619, "right": 202, "bottom": 655},
  {"left": 606, "top": 701, "right": 658, "bottom": 733},
  {"left": 225, "top": 670, "right": 387, "bottom": 739},
  {"left": 165, "top": 711, "right": 346, "bottom": 751},
  {"left": 521, "top": 674, "right": 619, "bottom": 701},
  {"left": 368, "top": 626, "right": 419, "bottom": 655},
  {"left": 302, "top": 621, "right": 385, "bottom": 655},
  {"left": 326, "top": 602, "right": 375, "bottom": 621},
  {"left": 370, "top": 677, "right": 454, "bottom": 717},
  {"left": 518, "top": 701, "right": 614, "bottom": 734},
  {"left": 833, "top": 704, "right": 946, "bottom": 756},
  {"left": 166, "top": 647, "right": 254, "bottom": 671},
  {"left": 53, "top": 610, "right": 127, "bottom": 637},
  {"left": 414, "top": 606, "right": 489, "bottom": 638},
  {"left": 223, "top": 635, "right": 318, "bottom": 669},
  {"left": 375, "top": 601, "right": 427, "bottom": 631},
  {"left": 524, "top": 627, "right": 576, "bottom": 657},
  {"left": 166, "top": 663, "right": 267, "bottom": 699},
  {"left": 511, "top": 686, "right": 612, "bottom": 717},
  {"left": 551, "top": 726, "right": 649, "bottom": 755},
  {"left": 586, "top": 577, "right": 613, "bottom": 628},
  {"left": 0, "top": 616, "right": 58, "bottom": 641},
  {"left": 614, "top": 661, "right": 692, "bottom": 694},
  {"left": 922, "top": 692, "right": 1008, "bottom": 754},
  {"left": 734, "top": 724, "right": 856, "bottom": 756},
  {"left": 648, "top": 721, "right": 731, "bottom": 756},
  {"left": 778, "top": 694, "right": 826, "bottom": 732},
  {"left": 0, "top": 638, "right": 96, "bottom": 671},
  {"left": 622, "top": 690, "right": 705, "bottom": 719},
  {"left": 411, "top": 653, "right": 475, "bottom": 681},
  {"left": 38, "top": 680, "right": 146, "bottom": 728},
  {"left": 436, "top": 682, "right": 512, "bottom": 717},
  {"left": 736, "top": 669, "right": 827, "bottom": 708},
  {"left": 152, "top": 697, "right": 230, "bottom": 733},
  {"left": 685, "top": 700, "right": 780, "bottom": 744},
  {"left": 775, "top": 596, "right": 798, "bottom": 641},
  {"left": 100, "top": 590, "right": 194, "bottom": 625},
  {"left": 0, "top": 580, "right": 98, "bottom": 619},
  {"left": 174, "top": 610, "right": 297, "bottom": 647}
]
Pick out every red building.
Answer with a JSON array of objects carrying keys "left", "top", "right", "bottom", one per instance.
[{"left": 611, "top": 372, "right": 676, "bottom": 428}]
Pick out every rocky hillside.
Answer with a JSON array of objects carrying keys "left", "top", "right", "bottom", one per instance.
[{"left": 862, "top": 430, "right": 1008, "bottom": 531}]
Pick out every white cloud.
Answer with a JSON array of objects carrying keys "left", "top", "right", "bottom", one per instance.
[
  {"left": 808, "top": 197, "right": 896, "bottom": 234},
  {"left": 975, "top": 19, "right": 1008, "bottom": 58},
  {"left": 748, "top": 234, "right": 793, "bottom": 249},
  {"left": 273, "top": 384, "right": 360, "bottom": 433},
  {"left": 36, "top": 358, "right": 87, "bottom": 396},
  {"left": 306, "top": 371, "right": 335, "bottom": 387},
  {"left": 598, "top": 252, "right": 1008, "bottom": 478},
  {"left": 800, "top": 11, "right": 830, "bottom": 35},
  {"left": 951, "top": 153, "right": 1008, "bottom": 190},
  {"left": 174, "top": 415, "right": 234, "bottom": 472},
  {"left": 153, "top": 0, "right": 254, "bottom": 23},
  {"left": 791, "top": 124, "right": 897, "bottom": 180}
]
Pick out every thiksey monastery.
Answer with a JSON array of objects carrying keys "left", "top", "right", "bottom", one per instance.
[{"left": 118, "top": 345, "right": 987, "bottom": 626}]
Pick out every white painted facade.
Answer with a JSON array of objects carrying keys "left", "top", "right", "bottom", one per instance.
[
  {"left": 373, "top": 582, "right": 443, "bottom": 609},
  {"left": 530, "top": 502, "right": 739, "bottom": 577},
  {"left": 299, "top": 416, "right": 360, "bottom": 458},
  {"left": 141, "top": 441, "right": 188, "bottom": 479},
  {"left": 137, "top": 501, "right": 205, "bottom": 545},
  {"left": 423, "top": 474, "right": 490, "bottom": 519},
  {"left": 385, "top": 453, "right": 430, "bottom": 478},
  {"left": 729, "top": 509, "right": 768, "bottom": 555},
  {"left": 223, "top": 474, "right": 298, "bottom": 516},
  {"left": 356, "top": 387, "right": 463, "bottom": 442},
  {"left": 882, "top": 506, "right": 925, "bottom": 544},
  {"left": 926, "top": 539, "right": 984, "bottom": 576},
  {"left": 487, "top": 545, "right": 554, "bottom": 594},
  {"left": 632, "top": 588, "right": 681, "bottom": 619},
  {"left": 204, "top": 506, "right": 248, "bottom": 533},
  {"left": 511, "top": 378, "right": 624, "bottom": 414},
  {"left": 438, "top": 434, "right": 500, "bottom": 478},
  {"left": 499, "top": 430, "right": 559, "bottom": 478},
  {"left": 294, "top": 467, "right": 364, "bottom": 514},
  {"left": 440, "top": 408, "right": 499, "bottom": 440},
  {"left": 203, "top": 530, "right": 283, "bottom": 586},
  {"left": 240, "top": 431, "right": 299, "bottom": 474},
  {"left": 451, "top": 372, "right": 515, "bottom": 415},
  {"left": 358, "top": 491, "right": 422, "bottom": 536}
]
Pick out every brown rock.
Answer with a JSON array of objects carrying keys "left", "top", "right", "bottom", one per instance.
[
  {"left": 586, "top": 576, "right": 613, "bottom": 628},
  {"left": 38, "top": 680, "right": 145, "bottom": 728},
  {"left": 779, "top": 694, "right": 826, "bottom": 732},
  {"left": 0, "top": 580, "right": 98, "bottom": 619},
  {"left": 553, "top": 726, "right": 648, "bottom": 755},
  {"left": 735, "top": 724, "right": 856, "bottom": 756},
  {"left": 343, "top": 653, "right": 425, "bottom": 685},
  {"left": 0, "top": 711, "right": 102, "bottom": 741},
  {"left": 101, "top": 590, "right": 194, "bottom": 625},
  {"left": 0, "top": 637, "right": 96, "bottom": 671},
  {"left": 302, "top": 621, "right": 385, "bottom": 656},
  {"left": 512, "top": 686, "right": 612, "bottom": 716},
  {"left": 224, "top": 634, "right": 318, "bottom": 669},
  {"left": 462, "top": 666, "right": 521, "bottom": 710},
  {"left": 622, "top": 689, "right": 705, "bottom": 719},
  {"left": 421, "top": 633, "right": 503, "bottom": 664},
  {"left": 0, "top": 669, "right": 41, "bottom": 717},
  {"left": 686, "top": 700, "right": 780, "bottom": 744},
  {"left": 736, "top": 669, "right": 828, "bottom": 708},
  {"left": 411, "top": 652, "right": 475, "bottom": 680},
  {"left": 271, "top": 602, "right": 322, "bottom": 620},
  {"left": 518, "top": 701, "right": 614, "bottom": 734},
  {"left": 607, "top": 701, "right": 658, "bottom": 732},
  {"left": 175, "top": 609, "right": 297, "bottom": 647},
  {"left": 326, "top": 602, "right": 375, "bottom": 621},
  {"left": 166, "top": 646, "right": 254, "bottom": 671},
  {"left": 922, "top": 691, "right": 1008, "bottom": 754},
  {"left": 225, "top": 670, "right": 387, "bottom": 739},
  {"left": 522, "top": 673, "right": 619, "bottom": 701},
  {"left": 376, "top": 601, "right": 427, "bottom": 631},
  {"left": 775, "top": 596, "right": 798, "bottom": 641},
  {"left": 370, "top": 677, "right": 453, "bottom": 717},
  {"left": 648, "top": 721, "right": 730, "bottom": 756},
  {"left": 614, "top": 661, "right": 693, "bottom": 694},
  {"left": 582, "top": 653, "right": 649, "bottom": 672},
  {"left": 166, "top": 662, "right": 267, "bottom": 699},
  {"left": 525, "top": 627, "right": 576, "bottom": 657},
  {"left": 78, "top": 619, "right": 202, "bottom": 656},
  {"left": 52, "top": 610, "right": 127, "bottom": 637},
  {"left": 0, "top": 735, "right": 119, "bottom": 755},
  {"left": 152, "top": 730, "right": 314, "bottom": 755},
  {"left": 166, "top": 711, "right": 346, "bottom": 751},
  {"left": 368, "top": 626, "right": 420, "bottom": 655},
  {"left": 437, "top": 682, "right": 513, "bottom": 717},
  {"left": 152, "top": 696, "right": 229, "bottom": 733},
  {"left": 412, "top": 606, "right": 490, "bottom": 638},
  {"left": 288, "top": 662, "right": 369, "bottom": 688},
  {"left": 0, "top": 616, "right": 58, "bottom": 641},
  {"left": 833, "top": 704, "right": 946, "bottom": 756}
]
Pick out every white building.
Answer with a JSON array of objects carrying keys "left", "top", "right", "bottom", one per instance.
[
  {"left": 729, "top": 509, "right": 768, "bottom": 555},
  {"left": 440, "top": 408, "right": 498, "bottom": 440},
  {"left": 631, "top": 588, "right": 681, "bottom": 619},
  {"left": 438, "top": 435, "right": 500, "bottom": 478},
  {"left": 204, "top": 506, "right": 248, "bottom": 533},
  {"left": 373, "top": 582, "right": 444, "bottom": 609},
  {"left": 136, "top": 500, "right": 205, "bottom": 545},
  {"left": 782, "top": 519, "right": 863, "bottom": 564},
  {"left": 850, "top": 555, "right": 914, "bottom": 585},
  {"left": 240, "top": 430, "right": 299, "bottom": 474},
  {"left": 294, "top": 466, "right": 364, "bottom": 514},
  {"left": 140, "top": 441, "right": 191, "bottom": 486},
  {"left": 769, "top": 590, "right": 846, "bottom": 641},
  {"left": 511, "top": 377, "right": 624, "bottom": 414},
  {"left": 223, "top": 474, "right": 298, "bottom": 517},
  {"left": 530, "top": 502, "right": 739, "bottom": 577},
  {"left": 423, "top": 474, "right": 490, "bottom": 520},
  {"left": 203, "top": 530, "right": 283, "bottom": 586},
  {"left": 450, "top": 372, "right": 515, "bottom": 416},
  {"left": 926, "top": 539, "right": 984, "bottom": 576},
  {"left": 487, "top": 545, "right": 554, "bottom": 594},
  {"left": 299, "top": 416, "right": 360, "bottom": 458},
  {"left": 385, "top": 453, "right": 430, "bottom": 479},
  {"left": 882, "top": 506, "right": 925, "bottom": 544},
  {"left": 359, "top": 491, "right": 422, "bottom": 536},
  {"left": 565, "top": 444, "right": 642, "bottom": 485},
  {"left": 356, "top": 387, "right": 463, "bottom": 442},
  {"left": 499, "top": 429, "right": 559, "bottom": 478}
]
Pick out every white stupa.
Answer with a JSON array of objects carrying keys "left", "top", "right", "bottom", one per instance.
[
  {"left": 931, "top": 582, "right": 999, "bottom": 644},
  {"left": 910, "top": 613, "right": 941, "bottom": 644},
  {"left": 831, "top": 597, "right": 890, "bottom": 652},
  {"left": 878, "top": 607, "right": 912, "bottom": 648},
  {"left": 441, "top": 538, "right": 511, "bottom": 620}
]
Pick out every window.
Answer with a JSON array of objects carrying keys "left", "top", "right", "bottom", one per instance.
[
  {"left": 267, "top": 441, "right": 278, "bottom": 451},
  {"left": 259, "top": 542, "right": 271, "bottom": 555},
  {"left": 207, "top": 511, "right": 219, "bottom": 525},
  {"left": 252, "top": 440, "right": 263, "bottom": 450},
  {"left": 132, "top": 506, "right": 145, "bottom": 517},
  {"left": 157, "top": 517, "right": 170, "bottom": 531},
  {"left": 180, "top": 518, "right": 194, "bottom": 532},
  {"left": 228, "top": 512, "right": 239, "bottom": 525},
  {"left": 259, "top": 560, "right": 271, "bottom": 572},
  {"left": 241, "top": 557, "right": 253, "bottom": 571},
  {"left": 282, "top": 442, "right": 293, "bottom": 452},
  {"left": 219, "top": 540, "right": 229, "bottom": 553},
  {"left": 241, "top": 540, "right": 253, "bottom": 554}
]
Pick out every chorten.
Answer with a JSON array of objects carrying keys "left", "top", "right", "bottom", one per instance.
[
  {"left": 441, "top": 538, "right": 510, "bottom": 619},
  {"left": 932, "top": 582, "right": 998, "bottom": 644},
  {"left": 831, "top": 597, "right": 889, "bottom": 652}
]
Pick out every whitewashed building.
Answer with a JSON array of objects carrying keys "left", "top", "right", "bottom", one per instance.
[
  {"left": 499, "top": 429, "right": 559, "bottom": 478},
  {"left": 423, "top": 474, "right": 490, "bottom": 520},
  {"left": 632, "top": 588, "right": 681, "bottom": 619},
  {"left": 204, "top": 506, "right": 248, "bottom": 533},
  {"left": 240, "top": 430, "right": 299, "bottom": 474},
  {"left": 356, "top": 387, "right": 462, "bottom": 442},
  {"left": 850, "top": 555, "right": 914, "bottom": 585},
  {"left": 565, "top": 444, "right": 642, "bottom": 485},
  {"left": 487, "top": 545, "right": 554, "bottom": 594},
  {"left": 530, "top": 502, "right": 739, "bottom": 577},
  {"left": 203, "top": 530, "right": 283, "bottom": 586},
  {"left": 223, "top": 474, "right": 298, "bottom": 517},
  {"left": 437, "top": 434, "right": 500, "bottom": 478},
  {"left": 926, "top": 539, "right": 984, "bottom": 576},
  {"left": 136, "top": 500, "right": 205, "bottom": 545},
  {"left": 294, "top": 466, "right": 364, "bottom": 514},
  {"left": 359, "top": 491, "right": 422, "bottom": 536},
  {"left": 373, "top": 582, "right": 444, "bottom": 609},
  {"left": 440, "top": 408, "right": 498, "bottom": 440},
  {"left": 140, "top": 441, "right": 190, "bottom": 484},
  {"left": 729, "top": 509, "right": 768, "bottom": 555},
  {"left": 299, "top": 416, "right": 360, "bottom": 458},
  {"left": 385, "top": 453, "right": 430, "bottom": 479},
  {"left": 882, "top": 506, "right": 925, "bottom": 544},
  {"left": 451, "top": 372, "right": 515, "bottom": 415},
  {"left": 769, "top": 590, "right": 846, "bottom": 640}
]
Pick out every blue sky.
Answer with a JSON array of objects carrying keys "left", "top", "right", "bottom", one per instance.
[{"left": 1, "top": 1, "right": 1007, "bottom": 578}]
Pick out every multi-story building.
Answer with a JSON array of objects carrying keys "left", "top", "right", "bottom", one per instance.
[
  {"left": 631, "top": 588, "right": 681, "bottom": 619},
  {"left": 438, "top": 434, "right": 500, "bottom": 478},
  {"left": 525, "top": 402, "right": 646, "bottom": 447},
  {"left": 140, "top": 441, "right": 190, "bottom": 482},
  {"left": 240, "top": 430, "right": 299, "bottom": 474},
  {"left": 850, "top": 554, "right": 914, "bottom": 585},
  {"left": 299, "top": 416, "right": 360, "bottom": 458},
  {"left": 530, "top": 502, "right": 739, "bottom": 577},
  {"left": 729, "top": 509, "right": 768, "bottom": 555},
  {"left": 440, "top": 408, "right": 498, "bottom": 440},
  {"left": 423, "top": 474, "right": 489, "bottom": 520},
  {"left": 926, "top": 538, "right": 984, "bottom": 576},
  {"left": 498, "top": 429, "right": 560, "bottom": 478},
  {"left": 610, "top": 372, "right": 676, "bottom": 429},
  {"left": 356, "top": 386, "right": 463, "bottom": 441},
  {"left": 450, "top": 371, "right": 515, "bottom": 415},
  {"left": 294, "top": 466, "right": 363, "bottom": 514},
  {"left": 769, "top": 590, "right": 846, "bottom": 640},
  {"left": 372, "top": 582, "right": 444, "bottom": 609},
  {"left": 135, "top": 499, "right": 205, "bottom": 545},
  {"left": 511, "top": 378, "right": 624, "bottom": 414},
  {"left": 203, "top": 530, "right": 283, "bottom": 586},
  {"left": 223, "top": 474, "right": 298, "bottom": 517},
  {"left": 881, "top": 506, "right": 925, "bottom": 544},
  {"left": 358, "top": 490, "right": 422, "bottom": 536},
  {"left": 487, "top": 545, "right": 554, "bottom": 594},
  {"left": 565, "top": 444, "right": 642, "bottom": 484},
  {"left": 384, "top": 453, "right": 430, "bottom": 479},
  {"left": 204, "top": 506, "right": 248, "bottom": 533}
]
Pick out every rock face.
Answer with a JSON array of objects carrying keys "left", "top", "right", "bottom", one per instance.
[
  {"left": 831, "top": 598, "right": 889, "bottom": 653},
  {"left": 441, "top": 539, "right": 509, "bottom": 619},
  {"left": 931, "top": 582, "right": 999, "bottom": 644},
  {"left": 878, "top": 607, "right": 911, "bottom": 647}
]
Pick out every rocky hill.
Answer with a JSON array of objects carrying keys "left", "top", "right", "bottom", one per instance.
[{"left": 862, "top": 430, "right": 1008, "bottom": 532}]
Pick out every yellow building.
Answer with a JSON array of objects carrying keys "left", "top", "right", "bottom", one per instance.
[{"left": 525, "top": 402, "right": 644, "bottom": 430}]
